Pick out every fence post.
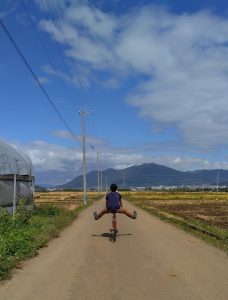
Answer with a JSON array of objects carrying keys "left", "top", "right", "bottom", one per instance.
[{"left": 13, "top": 174, "right": 16, "bottom": 217}]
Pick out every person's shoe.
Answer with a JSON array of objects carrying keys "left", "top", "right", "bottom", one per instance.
[
  {"left": 132, "top": 211, "right": 137, "bottom": 219},
  {"left": 94, "top": 212, "right": 99, "bottom": 220}
]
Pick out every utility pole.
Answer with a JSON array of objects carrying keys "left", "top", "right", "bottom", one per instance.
[
  {"left": 97, "top": 151, "right": 100, "bottom": 195},
  {"left": 79, "top": 110, "right": 90, "bottom": 205},
  {"left": 105, "top": 176, "right": 108, "bottom": 193},
  {"left": 123, "top": 172, "right": 126, "bottom": 188},
  {"left": 216, "top": 169, "right": 220, "bottom": 193},
  {"left": 101, "top": 171, "right": 103, "bottom": 191}
]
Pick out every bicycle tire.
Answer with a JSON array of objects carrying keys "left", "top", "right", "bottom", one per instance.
[
  {"left": 110, "top": 230, "right": 116, "bottom": 242},
  {"left": 113, "top": 231, "right": 116, "bottom": 242}
]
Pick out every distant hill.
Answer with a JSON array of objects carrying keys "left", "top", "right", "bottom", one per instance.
[{"left": 58, "top": 163, "right": 228, "bottom": 189}]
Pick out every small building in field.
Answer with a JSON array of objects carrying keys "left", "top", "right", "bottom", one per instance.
[{"left": 0, "top": 139, "right": 34, "bottom": 212}]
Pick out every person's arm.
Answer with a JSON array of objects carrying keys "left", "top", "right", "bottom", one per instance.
[
  {"left": 105, "top": 194, "right": 108, "bottom": 208},
  {"left": 119, "top": 193, "right": 122, "bottom": 207}
]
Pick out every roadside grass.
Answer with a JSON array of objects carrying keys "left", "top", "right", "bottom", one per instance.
[
  {"left": 123, "top": 191, "right": 228, "bottom": 254},
  {"left": 0, "top": 194, "right": 101, "bottom": 281}
]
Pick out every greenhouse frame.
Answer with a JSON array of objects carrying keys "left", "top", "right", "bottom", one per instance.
[{"left": 0, "top": 140, "right": 34, "bottom": 213}]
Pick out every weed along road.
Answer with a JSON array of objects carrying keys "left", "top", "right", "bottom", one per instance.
[{"left": 0, "top": 199, "right": 228, "bottom": 300}]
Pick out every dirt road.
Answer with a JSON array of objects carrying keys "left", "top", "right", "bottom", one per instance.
[{"left": 0, "top": 199, "right": 227, "bottom": 300}]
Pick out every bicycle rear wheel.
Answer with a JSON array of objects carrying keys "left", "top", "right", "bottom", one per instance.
[{"left": 110, "top": 229, "right": 117, "bottom": 242}]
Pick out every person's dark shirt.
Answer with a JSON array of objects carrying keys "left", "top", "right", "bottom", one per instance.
[{"left": 105, "top": 191, "right": 122, "bottom": 208}]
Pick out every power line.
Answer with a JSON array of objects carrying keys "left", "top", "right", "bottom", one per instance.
[
  {"left": 43, "top": 0, "right": 100, "bottom": 157},
  {"left": 0, "top": 17, "right": 81, "bottom": 145},
  {"left": 49, "top": 0, "right": 87, "bottom": 101},
  {"left": 49, "top": 0, "right": 100, "bottom": 140},
  {"left": 39, "top": 0, "right": 80, "bottom": 94},
  {"left": 20, "top": 0, "right": 74, "bottom": 102}
]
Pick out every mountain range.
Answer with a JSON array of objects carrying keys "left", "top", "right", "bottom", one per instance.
[{"left": 58, "top": 163, "right": 228, "bottom": 189}]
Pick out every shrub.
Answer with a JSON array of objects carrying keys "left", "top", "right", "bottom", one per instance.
[
  {"left": 14, "top": 199, "right": 32, "bottom": 226},
  {"left": 0, "top": 209, "right": 13, "bottom": 234},
  {"left": 33, "top": 205, "right": 62, "bottom": 217}
]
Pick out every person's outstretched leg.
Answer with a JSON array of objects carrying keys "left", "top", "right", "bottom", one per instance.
[
  {"left": 94, "top": 208, "right": 109, "bottom": 220},
  {"left": 117, "top": 208, "right": 137, "bottom": 219}
]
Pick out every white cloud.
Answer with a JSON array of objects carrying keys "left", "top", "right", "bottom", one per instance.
[
  {"left": 121, "top": 8, "right": 228, "bottom": 147},
  {"left": 37, "top": 2, "right": 228, "bottom": 148},
  {"left": 7, "top": 139, "right": 228, "bottom": 185},
  {"left": 65, "top": 3, "right": 117, "bottom": 39},
  {"left": 53, "top": 130, "right": 78, "bottom": 140},
  {"left": 37, "top": 76, "right": 50, "bottom": 84},
  {"left": 53, "top": 130, "right": 105, "bottom": 146},
  {"left": 42, "top": 64, "right": 69, "bottom": 81},
  {"left": 151, "top": 156, "right": 218, "bottom": 171},
  {"left": 11, "top": 140, "right": 81, "bottom": 172},
  {"left": 0, "top": 1, "right": 17, "bottom": 18}
]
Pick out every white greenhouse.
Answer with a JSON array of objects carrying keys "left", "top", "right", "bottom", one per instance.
[{"left": 0, "top": 139, "right": 34, "bottom": 212}]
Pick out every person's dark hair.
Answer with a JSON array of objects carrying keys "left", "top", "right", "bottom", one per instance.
[{"left": 110, "top": 183, "right": 118, "bottom": 192}]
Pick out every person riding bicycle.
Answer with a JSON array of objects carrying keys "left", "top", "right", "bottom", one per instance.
[{"left": 93, "top": 183, "right": 137, "bottom": 220}]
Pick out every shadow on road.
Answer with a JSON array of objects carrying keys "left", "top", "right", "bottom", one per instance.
[{"left": 92, "top": 232, "right": 132, "bottom": 238}]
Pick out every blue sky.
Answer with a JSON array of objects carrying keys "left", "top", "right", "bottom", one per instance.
[{"left": 1, "top": 0, "right": 228, "bottom": 185}]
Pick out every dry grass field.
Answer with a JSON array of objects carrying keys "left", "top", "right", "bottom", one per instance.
[
  {"left": 34, "top": 190, "right": 228, "bottom": 251},
  {"left": 35, "top": 191, "right": 101, "bottom": 210},
  {"left": 123, "top": 191, "right": 228, "bottom": 229},
  {"left": 123, "top": 191, "right": 228, "bottom": 252}
]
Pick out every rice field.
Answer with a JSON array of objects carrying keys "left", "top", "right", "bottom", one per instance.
[
  {"left": 35, "top": 191, "right": 102, "bottom": 210},
  {"left": 123, "top": 191, "right": 228, "bottom": 252},
  {"left": 123, "top": 191, "right": 228, "bottom": 229}
]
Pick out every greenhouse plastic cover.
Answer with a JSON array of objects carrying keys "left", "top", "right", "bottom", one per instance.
[{"left": 0, "top": 140, "right": 33, "bottom": 176}]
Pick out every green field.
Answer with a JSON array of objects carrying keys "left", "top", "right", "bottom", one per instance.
[{"left": 0, "top": 192, "right": 102, "bottom": 281}]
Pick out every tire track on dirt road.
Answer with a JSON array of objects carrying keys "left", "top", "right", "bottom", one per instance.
[{"left": 0, "top": 198, "right": 227, "bottom": 300}]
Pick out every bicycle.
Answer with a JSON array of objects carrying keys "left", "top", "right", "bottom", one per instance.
[{"left": 109, "top": 212, "right": 118, "bottom": 242}]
